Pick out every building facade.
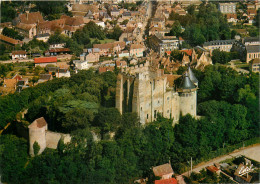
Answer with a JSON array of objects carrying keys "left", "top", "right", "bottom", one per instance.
[
  {"left": 116, "top": 62, "right": 198, "bottom": 125},
  {"left": 219, "top": 3, "right": 236, "bottom": 14}
]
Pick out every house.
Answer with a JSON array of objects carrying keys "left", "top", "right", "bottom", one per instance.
[
  {"left": 15, "top": 11, "right": 44, "bottom": 25},
  {"left": 246, "top": 45, "right": 260, "bottom": 63},
  {"left": 130, "top": 44, "right": 144, "bottom": 57},
  {"left": 206, "top": 165, "right": 221, "bottom": 175},
  {"left": 50, "top": 43, "right": 66, "bottom": 49},
  {"left": 218, "top": 3, "right": 236, "bottom": 14},
  {"left": 155, "top": 178, "right": 177, "bottom": 184},
  {"left": 149, "top": 35, "right": 180, "bottom": 56},
  {"left": 203, "top": 39, "right": 235, "bottom": 52},
  {"left": 118, "top": 50, "right": 130, "bottom": 58},
  {"left": 15, "top": 23, "right": 37, "bottom": 38},
  {"left": 181, "top": 54, "right": 190, "bottom": 66},
  {"left": 249, "top": 58, "right": 260, "bottom": 73},
  {"left": 56, "top": 68, "right": 71, "bottom": 78},
  {"left": 45, "top": 48, "right": 71, "bottom": 56},
  {"left": 153, "top": 163, "right": 174, "bottom": 180},
  {"left": 0, "top": 34, "right": 23, "bottom": 49},
  {"left": 243, "top": 37, "right": 260, "bottom": 46},
  {"left": 35, "top": 33, "right": 50, "bottom": 42},
  {"left": 34, "top": 57, "right": 57, "bottom": 67},
  {"left": 73, "top": 60, "right": 92, "bottom": 70},
  {"left": 195, "top": 52, "right": 212, "bottom": 70},
  {"left": 37, "top": 19, "right": 65, "bottom": 35},
  {"left": 111, "top": 8, "right": 120, "bottom": 17},
  {"left": 38, "top": 74, "right": 53, "bottom": 83},
  {"left": 71, "top": 4, "right": 99, "bottom": 18},
  {"left": 98, "top": 66, "right": 114, "bottom": 73},
  {"left": 80, "top": 51, "right": 100, "bottom": 63},
  {"left": 116, "top": 60, "right": 127, "bottom": 68},
  {"left": 60, "top": 15, "right": 85, "bottom": 37},
  {"left": 1, "top": 78, "right": 18, "bottom": 94},
  {"left": 93, "top": 41, "right": 126, "bottom": 56},
  {"left": 226, "top": 14, "right": 238, "bottom": 24},
  {"left": 12, "top": 50, "right": 27, "bottom": 60}
]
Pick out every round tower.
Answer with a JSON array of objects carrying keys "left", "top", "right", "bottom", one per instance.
[
  {"left": 28, "top": 117, "right": 48, "bottom": 156},
  {"left": 177, "top": 72, "right": 197, "bottom": 117}
]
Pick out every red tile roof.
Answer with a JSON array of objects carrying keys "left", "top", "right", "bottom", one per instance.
[
  {"left": 34, "top": 57, "right": 57, "bottom": 64},
  {"left": 99, "top": 66, "right": 114, "bottom": 73},
  {"left": 165, "top": 51, "right": 171, "bottom": 56},
  {"left": 206, "top": 165, "right": 220, "bottom": 173},
  {"left": 155, "top": 178, "right": 178, "bottom": 184},
  {"left": 19, "top": 11, "right": 44, "bottom": 24},
  {"left": 181, "top": 49, "right": 192, "bottom": 56}
]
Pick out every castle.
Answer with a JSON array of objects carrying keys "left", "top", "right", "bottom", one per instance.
[
  {"left": 115, "top": 62, "right": 198, "bottom": 125},
  {"left": 28, "top": 117, "right": 71, "bottom": 156}
]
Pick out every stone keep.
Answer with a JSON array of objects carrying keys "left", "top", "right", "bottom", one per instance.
[
  {"left": 116, "top": 62, "right": 198, "bottom": 125},
  {"left": 28, "top": 117, "right": 71, "bottom": 156},
  {"left": 28, "top": 117, "right": 47, "bottom": 156}
]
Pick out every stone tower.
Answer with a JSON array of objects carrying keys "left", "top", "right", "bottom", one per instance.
[
  {"left": 177, "top": 71, "right": 197, "bottom": 117},
  {"left": 28, "top": 117, "right": 48, "bottom": 156}
]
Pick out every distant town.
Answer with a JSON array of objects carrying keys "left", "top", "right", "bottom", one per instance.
[{"left": 0, "top": 0, "right": 259, "bottom": 184}]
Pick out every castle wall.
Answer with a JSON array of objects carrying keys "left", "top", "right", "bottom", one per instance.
[
  {"left": 115, "top": 62, "right": 197, "bottom": 125},
  {"left": 29, "top": 126, "right": 47, "bottom": 156},
  {"left": 179, "top": 91, "right": 196, "bottom": 117},
  {"left": 45, "top": 131, "right": 71, "bottom": 149}
]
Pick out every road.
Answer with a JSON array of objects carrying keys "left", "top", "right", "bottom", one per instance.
[
  {"left": 181, "top": 144, "right": 260, "bottom": 176},
  {"left": 0, "top": 54, "right": 73, "bottom": 64},
  {"left": 228, "top": 61, "right": 249, "bottom": 74}
]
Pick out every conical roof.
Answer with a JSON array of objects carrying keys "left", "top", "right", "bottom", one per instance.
[
  {"left": 179, "top": 72, "right": 196, "bottom": 90},
  {"left": 188, "top": 66, "right": 198, "bottom": 84}
]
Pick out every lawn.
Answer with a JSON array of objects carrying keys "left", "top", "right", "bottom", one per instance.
[{"left": 90, "top": 38, "right": 116, "bottom": 44}]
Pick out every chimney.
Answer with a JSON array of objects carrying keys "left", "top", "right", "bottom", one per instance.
[{"left": 25, "top": 11, "right": 29, "bottom": 21}]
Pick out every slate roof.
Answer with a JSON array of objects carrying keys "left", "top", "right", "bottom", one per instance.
[
  {"left": 203, "top": 39, "right": 235, "bottom": 46},
  {"left": 244, "top": 37, "right": 260, "bottom": 43},
  {"left": 246, "top": 45, "right": 260, "bottom": 53},
  {"left": 179, "top": 72, "right": 196, "bottom": 90},
  {"left": 188, "top": 67, "right": 198, "bottom": 84}
]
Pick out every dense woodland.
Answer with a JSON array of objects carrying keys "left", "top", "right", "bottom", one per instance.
[
  {"left": 0, "top": 65, "right": 259, "bottom": 183},
  {"left": 167, "top": 3, "right": 259, "bottom": 46}
]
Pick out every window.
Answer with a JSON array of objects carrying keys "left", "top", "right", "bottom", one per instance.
[
  {"left": 167, "top": 97, "right": 170, "bottom": 100},
  {"left": 147, "top": 114, "right": 149, "bottom": 119},
  {"left": 141, "top": 107, "right": 142, "bottom": 111},
  {"left": 154, "top": 110, "right": 157, "bottom": 118},
  {"left": 167, "top": 110, "right": 169, "bottom": 113}
]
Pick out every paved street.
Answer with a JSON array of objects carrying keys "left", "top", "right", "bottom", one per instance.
[{"left": 182, "top": 144, "right": 260, "bottom": 176}]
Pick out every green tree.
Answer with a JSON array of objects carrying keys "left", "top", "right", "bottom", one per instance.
[
  {"left": 62, "top": 108, "right": 94, "bottom": 132},
  {"left": 33, "top": 141, "right": 40, "bottom": 155},
  {"left": 0, "top": 135, "right": 28, "bottom": 183}
]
